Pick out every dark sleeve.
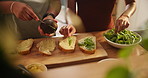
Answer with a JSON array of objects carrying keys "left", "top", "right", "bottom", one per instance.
[
  {"left": 125, "top": 0, "right": 136, "bottom": 5},
  {"left": 68, "top": 0, "right": 76, "bottom": 13}
]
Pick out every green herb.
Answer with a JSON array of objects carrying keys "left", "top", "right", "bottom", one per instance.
[
  {"left": 104, "top": 29, "right": 140, "bottom": 44},
  {"left": 68, "top": 37, "right": 72, "bottom": 46},
  {"left": 78, "top": 38, "right": 95, "bottom": 50}
]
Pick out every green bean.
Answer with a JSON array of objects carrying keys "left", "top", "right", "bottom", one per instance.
[{"left": 104, "top": 29, "right": 140, "bottom": 44}]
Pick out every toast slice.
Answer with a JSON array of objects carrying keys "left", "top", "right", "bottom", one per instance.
[
  {"left": 78, "top": 36, "right": 96, "bottom": 54},
  {"left": 59, "top": 36, "right": 76, "bottom": 52},
  {"left": 17, "top": 39, "right": 34, "bottom": 55},
  {"left": 36, "top": 39, "right": 56, "bottom": 55}
]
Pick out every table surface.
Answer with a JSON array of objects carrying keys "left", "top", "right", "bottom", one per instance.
[
  {"left": 15, "top": 32, "right": 109, "bottom": 67},
  {"left": 32, "top": 31, "right": 147, "bottom": 78}
]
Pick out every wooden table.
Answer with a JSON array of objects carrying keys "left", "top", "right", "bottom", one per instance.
[
  {"left": 17, "top": 31, "right": 147, "bottom": 78},
  {"left": 36, "top": 53, "right": 148, "bottom": 78}
]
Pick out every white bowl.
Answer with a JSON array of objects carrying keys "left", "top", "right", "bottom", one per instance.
[
  {"left": 26, "top": 63, "right": 47, "bottom": 73},
  {"left": 104, "top": 31, "right": 142, "bottom": 48}
]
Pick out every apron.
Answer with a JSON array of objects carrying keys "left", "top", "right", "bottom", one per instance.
[
  {"left": 76, "top": 0, "right": 116, "bottom": 32},
  {"left": 13, "top": 0, "right": 49, "bottom": 39}
]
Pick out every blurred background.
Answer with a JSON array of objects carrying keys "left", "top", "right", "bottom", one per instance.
[{"left": 56, "top": 0, "right": 148, "bottom": 35}]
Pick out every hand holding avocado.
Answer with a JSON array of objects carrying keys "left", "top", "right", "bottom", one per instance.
[{"left": 38, "top": 14, "right": 58, "bottom": 37}]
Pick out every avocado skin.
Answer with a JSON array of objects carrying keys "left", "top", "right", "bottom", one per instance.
[{"left": 40, "top": 19, "right": 57, "bottom": 34}]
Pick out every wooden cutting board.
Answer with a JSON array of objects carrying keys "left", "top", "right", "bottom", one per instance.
[{"left": 14, "top": 33, "right": 108, "bottom": 68}]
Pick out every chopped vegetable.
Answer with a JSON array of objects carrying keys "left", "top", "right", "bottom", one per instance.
[
  {"left": 78, "top": 38, "right": 95, "bottom": 50},
  {"left": 104, "top": 29, "right": 140, "bottom": 44},
  {"left": 68, "top": 37, "right": 72, "bottom": 46}
]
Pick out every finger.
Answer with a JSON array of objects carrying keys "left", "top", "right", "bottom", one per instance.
[
  {"left": 66, "top": 26, "right": 70, "bottom": 36},
  {"left": 63, "top": 26, "right": 68, "bottom": 37},
  {"left": 122, "top": 21, "right": 126, "bottom": 30},
  {"left": 63, "top": 26, "right": 70, "bottom": 37},
  {"left": 60, "top": 26, "right": 66, "bottom": 35},
  {"left": 17, "top": 12, "right": 26, "bottom": 21},
  {"left": 20, "top": 14, "right": 27, "bottom": 21},
  {"left": 22, "top": 11, "right": 31, "bottom": 21},
  {"left": 24, "top": 9, "right": 34, "bottom": 20},
  {"left": 53, "top": 19, "right": 58, "bottom": 23},
  {"left": 69, "top": 26, "right": 76, "bottom": 36},
  {"left": 118, "top": 20, "right": 123, "bottom": 32},
  {"left": 22, "top": 12, "right": 32, "bottom": 21},
  {"left": 115, "top": 21, "right": 120, "bottom": 33},
  {"left": 125, "top": 22, "right": 130, "bottom": 28},
  {"left": 25, "top": 7, "right": 39, "bottom": 21},
  {"left": 59, "top": 27, "right": 63, "bottom": 35},
  {"left": 59, "top": 28, "right": 64, "bottom": 35},
  {"left": 38, "top": 26, "right": 45, "bottom": 35},
  {"left": 26, "top": 5, "right": 33, "bottom": 10},
  {"left": 20, "top": 17, "right": 26, "bottom": 21},
  {"left": 44, "top": 33, "right": 54, "bottom": 37},
  {"left": 38, "top": 26, "right": 54, "bottom": 36}
]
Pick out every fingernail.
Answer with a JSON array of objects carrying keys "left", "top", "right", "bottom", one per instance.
[
  {"left": 68, "top": 34, "right": 71, "bottom": 36},
  {"left": 36, "top": 18, "right": 39, "bottom": 21},
  {"left": 53, "top": 19, "right": 58, "bottom": 23}
]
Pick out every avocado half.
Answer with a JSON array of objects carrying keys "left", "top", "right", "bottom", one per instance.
[{"left": 40, "top": 19, "right": 58, "bottom": 34}]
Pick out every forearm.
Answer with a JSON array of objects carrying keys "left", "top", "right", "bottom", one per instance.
[
  {"left": 120, "top": 1, "right": 136, "bottom": 18},
  {"left": 47, "top": 0, "right": 61, "bottom": 17},
  {"left": 68, "top": 0, "right": 76, "bottom": 13},
  {"left": 0, "top": 1, "right": 15, "bottom": 14}
]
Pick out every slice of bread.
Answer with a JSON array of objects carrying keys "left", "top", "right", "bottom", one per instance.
[
  {"left": 17, "top": 39, "right": 34, "bottom": 55},
  {"left": 36, "top": 39, "right": 56, "bottom": 55},
  {"left": 78, "top": 36, "right": 96, "bottom": 54},
  {"left": 59, "top": 36, "right": 76, "bottom": 52}
]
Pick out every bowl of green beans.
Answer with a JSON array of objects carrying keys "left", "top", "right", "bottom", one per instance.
[{"left": 103, "top": 29, "right": 142, "bottom": 48}]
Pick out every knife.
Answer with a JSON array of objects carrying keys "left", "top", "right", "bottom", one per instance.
[{"left": 17, "top": 64, "right": 33, "bottom": 76}]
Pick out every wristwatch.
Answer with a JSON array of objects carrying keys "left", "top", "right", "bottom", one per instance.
[{"left": 42, "top": 13, "right": 55, "bottom": 19}]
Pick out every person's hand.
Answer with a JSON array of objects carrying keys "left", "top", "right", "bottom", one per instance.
[
  {"left": 38, "top": 26, "right": 55, "bottom": 36},
  {"left": 38, "top": 15, "right": 58, "bottom": 37},
  {"left": 59, "top": 25, "right": 76, "bottom": 37},
  {"left": 115, "top": 15, "right": 130, "bottom": 33},
  {"left": 43, "top": 15, "right": 58, "bottom": 25},
  {"left": 12, "top": 2, "right": 39, "bottom": 21}
]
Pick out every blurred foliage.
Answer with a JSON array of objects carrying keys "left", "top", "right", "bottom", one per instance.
[
  {"left": 106, "top": 23, "right": 148, "bottom": 78},
  {"left": 141, "top": 39, "right": 148, "bottom": 50},
  {"left": 0, "top": 11, "right": 33, "bottom": 78},
  {"left": 0, "top": 45, "right": 33, "bottom": 78},
  {"left": 105, "top": 66, "right": 132, "bottom": 78},
  {"left": 118, "top": 46, "right": 134, "bottom": 58}
]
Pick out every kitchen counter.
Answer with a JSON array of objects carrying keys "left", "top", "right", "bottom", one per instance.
[
  {"left": 34, "top": 31, "right": 148, "bottom": 78},
  {"left": 15, "top": 31, "right": 147, "bottom": 78}
]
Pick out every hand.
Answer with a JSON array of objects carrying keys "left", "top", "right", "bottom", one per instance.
[
  {"left": 115, "top": 15, "right": 130, "bottom": 33},
  {"left": 43, "top": 15, "right": 58, "bottom": 28},
  {"left": 12, "top": 2, "right": 39, "bottom": 21},
  {"left": 38, "top": 15, "right": 58, "bottom": 37},
  {"left": 38, "top": 26, "right": 55, "bottom": 36},
  {"left": 59, "top": 25, "right": 76, "bottom": 37},
  {"left": 43, "top": 15, "right": 54, "bottom": 21}
]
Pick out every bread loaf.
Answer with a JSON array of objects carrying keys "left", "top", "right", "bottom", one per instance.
[
  {"left": 59, "top": 36, "right": 76, "bottom": 52},
  {"left": 78, "top": 36, "right": 96, "bottom": 54},
  {"left": 17, "top": 39, "right": 34, "bottom": 55},
  {"left": 36, "top": 39, "right": 56, "bottom": 55}
]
